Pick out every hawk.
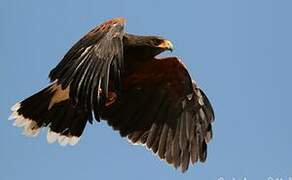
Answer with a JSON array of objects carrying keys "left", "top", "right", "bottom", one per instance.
[{"left": 9, "top": 17, "right": 214, "bottom": 172}]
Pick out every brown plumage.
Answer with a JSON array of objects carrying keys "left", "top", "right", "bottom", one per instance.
[{"left": 9, "top": 17, "right": 214, "bottom": 172}]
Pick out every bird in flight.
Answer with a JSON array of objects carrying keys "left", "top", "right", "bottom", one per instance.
[{"left": 9, "top": 17, "right": 214, "bottom": 172}]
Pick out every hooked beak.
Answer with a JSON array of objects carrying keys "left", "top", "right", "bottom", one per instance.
[{"left": 158, "top": 39, "right": 174, "bottom": 52}]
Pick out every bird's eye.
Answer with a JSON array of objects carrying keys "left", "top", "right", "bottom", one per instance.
[{"left": 153, "top": 39, "right": 162, "bottom": 46}]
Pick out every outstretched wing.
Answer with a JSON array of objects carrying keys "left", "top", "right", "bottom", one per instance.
[
  {"left": 101, "top": 57, "right": 214, "bottom": 172},
  {"left": 49, "top": 18, "right": 125, "bottom": 121}
]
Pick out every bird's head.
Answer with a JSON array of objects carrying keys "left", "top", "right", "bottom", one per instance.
[
  {"left": 146, "top": 36, "right": 174, "bottom": 53},
  {"left": 124, "top": 34, "right": 174, "bottom": 59}
]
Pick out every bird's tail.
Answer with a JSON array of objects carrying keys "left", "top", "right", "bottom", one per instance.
[{"left": 9, "top": 82, "right": 88, "bottom": 146}]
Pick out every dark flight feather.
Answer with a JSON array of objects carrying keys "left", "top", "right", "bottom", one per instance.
[
  {"left": 101, "top": 57, "right": 215, "bottom": 172},
  {"left": 49, "top": 18, "right": 125, "bottom": 120}
]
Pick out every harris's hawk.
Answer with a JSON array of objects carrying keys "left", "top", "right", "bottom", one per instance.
[{"left": 9, "top": 17, "right": 214, "bottom": 172}]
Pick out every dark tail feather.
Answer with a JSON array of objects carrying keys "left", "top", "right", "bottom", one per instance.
[{"left": 9, "top": 83, "right": 88, "bottom": 146}]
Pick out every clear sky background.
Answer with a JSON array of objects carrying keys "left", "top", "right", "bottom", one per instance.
[{"left": 1, "top": 0, "right": 291, "bottom": 180}]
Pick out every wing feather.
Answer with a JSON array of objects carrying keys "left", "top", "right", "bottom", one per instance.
[
  {"left": 157, "top": 124, "right": 168, "bottom": 159},
  {"left": 49, "top": 18, "right": 125, "bottom": 120},
  {"left": 101, "top": 57, "right": 214, "bottom": 172}
]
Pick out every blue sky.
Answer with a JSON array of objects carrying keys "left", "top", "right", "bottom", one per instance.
[{"left": 1, "top": 0, "right": 291, "bottom": 179}]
